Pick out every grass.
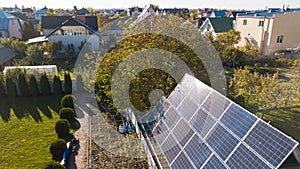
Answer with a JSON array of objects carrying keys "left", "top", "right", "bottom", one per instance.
[
  {"left": 0, "top": 95, "right": 63, "bottom": 169},
  {"left": 256, "top": 107, "right": 300, "bottom": 142}
]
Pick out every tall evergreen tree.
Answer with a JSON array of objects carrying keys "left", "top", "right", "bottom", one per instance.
[
  {"left": 40, "top": 74, "right": 51, "bottom": 95},
  {"left": 22, "top": 20, "right": 39, "bottom": 41},
  {"left": 53, "top": 75, "right": 62, "bottom": 94},
  {"left": 6, "top": 77, "right": 17, "bottom": 97},
  {"left": 0, "top": 80, "right": 6, "bottom": 98},
  {"left": 64, "top": 73, "right": 72, "bottom": 94},
  {"left": 29, "top": 75, "right": 40, "bottom": 96},
  {"left": 18, "top": 73, "right": 30, "bottom": 97}
]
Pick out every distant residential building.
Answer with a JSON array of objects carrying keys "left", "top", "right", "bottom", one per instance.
[
  {"left": 0, "top": 10, "right": 22, "bottom": 39},
  {"left": 73, "top": 8, "right": 91, "bottom": 16},
  {"left": 159, "top": 8, "right": 189, "bottom": 17},
  {"left": 227, "top": 10, "right": 248, "bottom": 19},
  {"left": 211, "top": 10, "right": 227, "bottom": 18},
  {"left": 197, "top": 8, "right": 213, "bottom": 18},
  {"left": 2, "top": 4, "right": 21, "bottom": 13},
  {"left": 33, "top": 6, "right": 48, "bottom": 21},
  {"left": 127, "top": 6, "right": 143, "bottom": 16},
  {"left": 0, "top": 46, "right": 15, "bottom": 70},
  {"left": 10, "top": 12, "right": 29, "bottom": 25},
  {"left": 41, "top": 15, "right": 98, "bottom": 52},
  {"left": 21, "top": 8, "right": 34, "bottom": 17},
  {"left": 129, "top": 4, "right": 155, "bottom": 28},
  {"left": 236, "top": 9, "right": 300, "bottom": 55},
  {"left": 200, "top": 17, "right": 234, "bottom": 37}
]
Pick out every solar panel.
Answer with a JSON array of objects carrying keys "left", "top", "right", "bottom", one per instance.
[
  {"left": 201, "top": 91, "right": 230, "bottom": 119},
  {"left": 220, "top": 104, "right": 258, "bottom": 139},
  {"left": 177, "top": 97, "right": 199, "bottom": 121},
  {"left": 162, "top": 106, "right": 180, "bottom": 130},
  {"left": 171, "top": 151, "right": 194, "bottom": 169},
  {"left": 226, "top": 143, "right": 271, "bottom": 169},
  {"left": 205, "top": 123, "right": 240, "bottom": 161},
  {"left": 160, "top": 134, "right": 181, "bottom": 164},
  {"left": 244, "top": 120, "right": 298, "bottom": 168},
  {"left": 184, "top": 134, "right": 212, "bottom": 168},
  {"left": 152, "top": 121, "right": 169, "bottom": 145},
  {"left": 171, "top": 119, "right": 194, "bottom": 147},
  {"left": 190, "top": 108, "right": 216, "bottom": 138},
  {"left": 142, "top": 74, "right": 298, "bottom": 169},
  {"left": 202, "top": 155, "right": 228, "bottom": 169}
]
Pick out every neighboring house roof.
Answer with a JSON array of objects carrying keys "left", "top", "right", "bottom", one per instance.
[
  {"left": 212, "top": 10, "right": 226, "bottom": 17},
  {"left": 34, "top": 7, "right": 48, "bottom": 15},
  {"left": 0, "top": 10, "right": 17, "bottom": 30},
  {"left": 22, "top": 8, "right": 33, "bottom": 13},
  {"left": 227, "top": 11, "right": 247, "bottom": 19},
  {"left": 41, "top": 16, "right": 98, "bottom": 31},
  {"left": 0, "top": 46, "right": 15, "bottom": 65},
  {"left": 237, "top": 8, "right": 300, "bottom": 18},
  {"left": 44, "top": 16, "right": 98, "bottom": 37},
  {"left": 10, "top": 12, "right": 29, "bottom": 21},
  {"left": 208, "top": 17, "right": 234, "bottom": 33}
]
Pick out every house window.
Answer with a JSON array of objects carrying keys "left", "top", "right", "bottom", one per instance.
[
  {"left": 277, "top": 35, "right": 284, "bottom": 43},
  {"left": 258, "top": 21, "right": 264, "bottom": 27},
  {"left": 243, "top": 19, "right": 247, "bottom": 25}
]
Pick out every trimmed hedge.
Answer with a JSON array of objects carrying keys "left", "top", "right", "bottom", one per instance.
[
  {"left": 49, "top": 139, "right": 67, "bottom": 162},
  {"left": 44, "top": 161, "right": 66, "bottom": 169},
  {"left": 55, "top": 119, "right": 70, "bottom": 137},
  {"left": 61, "top": 94, "right": 75, "bottom": 109},
  {"left": 29, "top": 75, "right": 40, "bottom": 96},
  {"left": 59, "top": 107, "right": 76, "bottom": 120}
]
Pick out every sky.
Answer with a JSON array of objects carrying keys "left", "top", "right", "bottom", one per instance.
[{"left": 0, "top": 0, "right": 300, "bottom": 10}]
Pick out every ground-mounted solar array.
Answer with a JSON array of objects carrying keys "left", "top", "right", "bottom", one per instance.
[{"left": 139, "top": 74, "right": 299, "bottom": 169}]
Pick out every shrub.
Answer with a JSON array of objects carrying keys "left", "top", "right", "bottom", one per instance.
[
  {"left": 40, "top": 74, "right": 51, "bottom": 95},
  {"left": 49, "top": 139, "right": 67, "bottom": 162},
  {"left": 6, "top": 77, "right": 17, "bottom": 97},
  {"left": 18, "top": 73, "right": 30, "bottom": 97},
  {"left": 29, "top": 75, "right": 40, "bottom": 96},
  {"left": 53, "top": 75, "right": 62, "bottom": 94},
  {"left": 44, "top": 161, "right": 66, "bottom": 169},
  {"left": 61, "top": 94, "right": 76, "bottom": 109},
  {"left": 55, "top": 119, "right": 70, "bottom": 137},
  {"left": 64, "top": 73, "right": 72, "bottom": 94},
  {"left": 0, "top": 80, "right": 6, "bottom": 98},
  {"left": 59, "top": 107, "right": 76, "bottom": 120}
]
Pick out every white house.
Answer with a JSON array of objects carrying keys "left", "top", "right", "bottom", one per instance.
[
  {"left": 235, "top": 8, "right": 300, "bottom": 55},
  {"left": 42, "top": 15, "right": 99, "bottom": 52}
]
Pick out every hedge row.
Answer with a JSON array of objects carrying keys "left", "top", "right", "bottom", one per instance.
[
  {"left": 0, "top": 73, "right": 73, "bottom": 98},
  {"left": 49, "top": 94, "right": 77, "bottom": 167}
]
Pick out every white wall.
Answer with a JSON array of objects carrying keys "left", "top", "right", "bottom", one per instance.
[{"left": 48, "top": 34, "right": 99, "bottom": 52}]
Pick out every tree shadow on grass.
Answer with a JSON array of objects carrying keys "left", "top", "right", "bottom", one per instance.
[
  {"left": 11, "top": 103, "right": 42, "bottom": 122},
  {"left": 0, "top": 99, "right": 11, "bottom": 122},
  {"left": 0, "top": 95, "right": 62, "bottom": 122},
  {"left": 38, "top": 106, "right": 53, "bottom": 119}
]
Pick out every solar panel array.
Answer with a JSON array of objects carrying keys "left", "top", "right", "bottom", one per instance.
[{"left": 140, "top": 74, "right": 298, "bottom": 169}]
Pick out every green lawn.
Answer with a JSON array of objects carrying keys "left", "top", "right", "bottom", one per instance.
[
  {"left": 256, "top": 107, "right": 300, "bottom": 142},
  {"left": 0, "top": 95, "right": 62, "bottom": 169}
]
